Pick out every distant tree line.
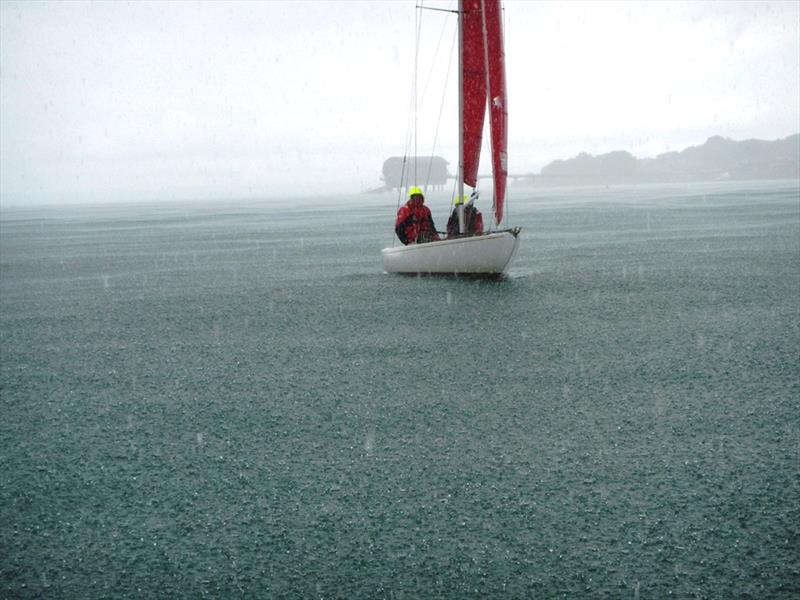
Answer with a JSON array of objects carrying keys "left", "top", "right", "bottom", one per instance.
[{"left": 526, "top": 134, "right": 799, "bottom": 185}]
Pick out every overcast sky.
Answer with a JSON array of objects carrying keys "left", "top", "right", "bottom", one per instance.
[{"left": 1, "top": 0, "right": 798, "bottom": 205}]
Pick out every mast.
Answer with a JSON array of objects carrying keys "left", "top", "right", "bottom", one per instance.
[
  {"left": 457, "top": 0, "right": 465, "bottom": 234},
  {"left": 480, "top": 0, "right": 491, "bottom": 224}
]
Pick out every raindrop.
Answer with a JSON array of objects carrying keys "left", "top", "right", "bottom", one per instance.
[
  {"left": 696, "top": 334, "right": 706, "bottom": 349},
  {"left": 364, "top": 430, "right": 375, "bottom": 452}
]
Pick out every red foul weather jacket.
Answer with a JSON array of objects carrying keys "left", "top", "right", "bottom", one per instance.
[
  {"left": 394, "top": 201, "right": 440, "bottom": 245},
  {"left": 446, "top": 204, "right": 484, "bottom": 237}
]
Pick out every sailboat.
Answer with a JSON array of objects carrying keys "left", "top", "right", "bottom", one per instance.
[{"left": 381, "top": 0, "right": 520, "bottom": 275}]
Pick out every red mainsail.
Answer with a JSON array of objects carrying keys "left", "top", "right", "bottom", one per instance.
[
  {"left": 460, "top": 0, "right": 486, "bottom": 188},
  {"left": 460, "top": 0, "right": 507, "bottom": 224},
  {"left": 482, "top": 0, "right": 507, "bottom": 224}
]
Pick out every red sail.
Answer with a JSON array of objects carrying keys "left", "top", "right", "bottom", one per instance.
[
  {"left": 482, "top": 0, "right": 508, "bottom": 224},
  {"left": 461, "top": 0, "right": 486, "bottom": 188}
]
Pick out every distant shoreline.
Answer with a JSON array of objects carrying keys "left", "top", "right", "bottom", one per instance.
[{"left": 519, "top": 134, "right": 800, "bottom": 186}]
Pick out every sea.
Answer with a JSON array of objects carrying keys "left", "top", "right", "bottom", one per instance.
[{"left": 1, "top": 180, "right": 798, "bottom": 598}]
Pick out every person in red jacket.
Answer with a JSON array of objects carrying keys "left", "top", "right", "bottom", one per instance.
[
  {"left": 395, "top": 187, "right": 440, "bottom": 245},
  {"left": 446, "top": 193, "right": 484, "bottom": 237}
]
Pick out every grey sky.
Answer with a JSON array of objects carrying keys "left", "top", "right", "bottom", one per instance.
[{"left": 1, "top": 0, "right": 798, "bottom": 205}]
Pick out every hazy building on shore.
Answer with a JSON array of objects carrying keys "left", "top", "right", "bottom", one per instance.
[{"left": 382, "top": 156, "right": 450, "bottom": 192}]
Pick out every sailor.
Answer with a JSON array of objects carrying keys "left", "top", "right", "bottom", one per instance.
[
  {"left": 446, "top": 192, "right": 484, "bottom": 237},
  {"left": 395, "top": 186, "right": 440, "bottom": 245}
]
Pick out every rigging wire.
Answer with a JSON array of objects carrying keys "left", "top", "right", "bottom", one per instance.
[
  {"left": 413, "top": 1, "right": 423, "bottom": 187},
  {"left": 419, "top": 3, "right": 453, "bottom": 122},
  {"left": 425, "top": 13, "right": 457, "bottom": 192},
  {"left": 408, "top": 1, "right": 455, "bottom": 194},
  {"left": 501, "top": 1, "right": 509, "bottom": 228},
  {"left": 396, "top": 2, "right": 424, "bottom": 215},
  {"left": 449, "top": 164, "right": 459, "bottom": 211},
  {"left": 414, "top": 0, "right": 450, "bottom": 192}
]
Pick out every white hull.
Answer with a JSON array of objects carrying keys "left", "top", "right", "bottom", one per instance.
[{"left": 381, "top": 229, "right": 520, "bottom": 275}]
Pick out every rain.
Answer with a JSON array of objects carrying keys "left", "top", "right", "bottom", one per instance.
[{"left": 1, "top": 1, "right": 799, "bottom": 598}]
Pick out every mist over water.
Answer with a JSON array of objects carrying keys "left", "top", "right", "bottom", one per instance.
[{"left": 1, "top": 181, "right": 798, "bottom": 597}]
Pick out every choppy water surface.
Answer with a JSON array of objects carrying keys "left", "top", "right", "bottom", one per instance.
[{"left": 2, "top": 182, "right": 798, "bottom": 598}]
